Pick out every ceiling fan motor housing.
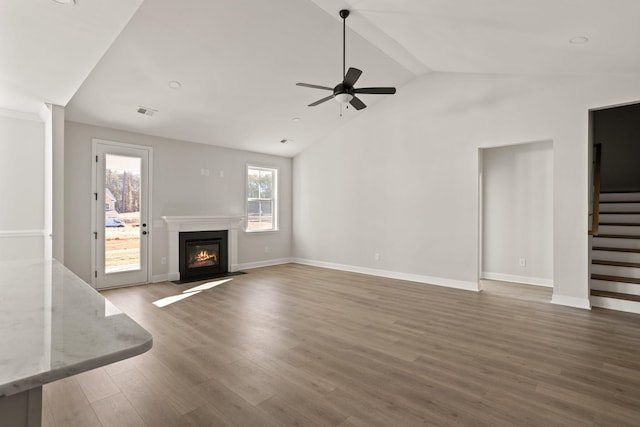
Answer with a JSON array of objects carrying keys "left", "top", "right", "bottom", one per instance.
[{"left": 333, "top": 83, "right": 354, "bottom": 97}]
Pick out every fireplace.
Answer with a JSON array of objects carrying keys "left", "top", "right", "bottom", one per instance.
[
  {"left": 162, "top": 216, "right": 243, "bottom": 282},
  {"left": 179, "top": 230, "right": 228, "bottom": 281}
]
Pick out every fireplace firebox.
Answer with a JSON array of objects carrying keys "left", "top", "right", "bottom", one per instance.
[{"left": 179, "top": 230, "right": 228, "bottom": 281}]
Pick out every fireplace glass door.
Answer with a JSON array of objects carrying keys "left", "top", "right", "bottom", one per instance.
[
  {"left": 178, "top": 230, "right": 228, "bottom": 281},
  {"left": 186, "top": 242, "right": 220, "bottom": 269}
]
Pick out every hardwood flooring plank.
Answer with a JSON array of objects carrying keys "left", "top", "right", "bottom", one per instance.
[
  {"left": 256, "top": 394, "right": 337, "bottom": 427},
  {"left": 75, "top": 367, "right": 121, "bottom": 403},
  {"left": 194, "top": 377, "right": 280, "bottom": 427},
  {"left": 91, "top": 393, "right": 146, "bottom": 427},
  {"left": 41, "top": 394, "right": 56, "bottom": 427},
  {"left": 109, "top": 368, "right": 188, "bottom": 427},
  {"left": 40, "top": 263, "right": 640, "bottom": 426},
  {"left": 43, "top": 377, "right": 102, "bottom": 427},
  {"left": 129, "top": 352, "right": 209, "bottom": 415},
  {"left": 210, "top": 357, "right": 279, "bottom": 406}
]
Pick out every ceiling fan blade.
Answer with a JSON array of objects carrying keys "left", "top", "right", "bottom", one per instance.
[
  {"left": 343, "top": 67, "right": 362, "bottom": 87},
  {"left": 308, "top": 94, "right": 335, "bottom": 107},
  {"left": 349, "top": 96, "right": 366, "bottom": 110},
  {"left": 296, "top": 83, "right": 333, "bottom": 91},
  {"left": 354, "top": 87, "right": 397, "bottom": 95}
]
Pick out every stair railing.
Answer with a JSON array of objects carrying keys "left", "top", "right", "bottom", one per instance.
[{"left": 591, "top": 144, "right": 602, "bottom": 236}]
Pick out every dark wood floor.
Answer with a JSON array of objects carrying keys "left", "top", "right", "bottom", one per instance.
[{"left": 43, "top": 264, "right": 640, "bottom": 426}]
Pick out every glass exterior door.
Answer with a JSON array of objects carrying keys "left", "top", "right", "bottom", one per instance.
[{"left": 94, "top": 142, "right": 150, "bottom": 289}]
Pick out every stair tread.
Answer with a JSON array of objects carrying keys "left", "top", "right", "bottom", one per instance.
[
  {"left": 592, "top": 259, "right": 640, "bottom": 268},
  {"left": 600, "top": 190, "right": 640, "bottom": 193},
  {"left": 592, "top": 246, "right": 640, "bottom": 253},
  {"left": 599, "top": 222, "right": 640, "bottom": 226},
  {"left": 598, "top": 211, "right": 640, "bottom": 215},
  {"left": 600, "top": 201, "right": 640, "bottom": 204},
  {"left": 591, "top": 290, "right": 640, "bottom": 302},
  {"left": 591, "top": 274, "right": 640, "bottom": 285},
  {"left": 593, "top": 234, "right": 640, "bottom": 239}
]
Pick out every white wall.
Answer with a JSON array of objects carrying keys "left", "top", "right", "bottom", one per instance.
[
  {"left": 482, "top": 141, "right": 553, "bottom": 287},
  {"left": 65, "top": 121, "right": 292, "bottom": 283},
  {"left": 0, "top": 112, "right": 46, "bottom": 259},
  {"left": 293, "top": 72, "right": 640, "bottom": 308}
]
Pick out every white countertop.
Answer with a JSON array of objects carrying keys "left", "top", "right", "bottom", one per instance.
[{"left": 0, "top": 259, "right": 152, "bottom": 397}]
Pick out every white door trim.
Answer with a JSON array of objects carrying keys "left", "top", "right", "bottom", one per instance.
[{"left": 91, "top": 139, "right": 153, "bottom": 289}]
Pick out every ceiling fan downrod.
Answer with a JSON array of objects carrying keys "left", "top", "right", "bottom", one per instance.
[{"left": 340, "top": 9, "right": 349, "bottom": 80}]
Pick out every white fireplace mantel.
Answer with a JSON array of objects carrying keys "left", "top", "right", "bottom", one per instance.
[{"left": 162, "top": 216, "right": 244, "bottom": 281}]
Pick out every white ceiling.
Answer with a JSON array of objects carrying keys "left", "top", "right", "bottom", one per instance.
[
  {"left": 3, "top": 0, "right": 640, "bottom": 156},
  {"left": 0, "top": 0, "right": 143, "bottom": 115}
]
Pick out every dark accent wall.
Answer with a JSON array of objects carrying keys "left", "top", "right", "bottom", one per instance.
[{"left": 594, "top": 103, "right": 640, "bottom": 192}]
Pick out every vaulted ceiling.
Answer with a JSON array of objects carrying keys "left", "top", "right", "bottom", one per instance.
[{"left": 3, "top": 0, "right": 640, "bottom": 156}]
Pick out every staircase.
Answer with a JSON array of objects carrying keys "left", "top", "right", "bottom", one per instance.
[{"left": 590, "top": 191, "right": 640, "bottom": 314}]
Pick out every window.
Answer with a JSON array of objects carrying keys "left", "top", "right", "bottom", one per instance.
[{"left": 246, "top": 165, "right": 277, "bottom": 232}]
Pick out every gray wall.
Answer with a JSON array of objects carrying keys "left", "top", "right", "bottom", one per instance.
[
  {"left": 0, "top": 114, "right": 46, "bottom": 260},
  {"left": 293, "top": 71, "right": 640, "bottom": 308},
  {"left": 64, "top": 121, "right": 292, "bottom": 283},
  {"left": 482, "top": 141, "right": 553, "bottom": 286},
  {"left": 594, "top": 103, "right": 640, "bottom": 192}
]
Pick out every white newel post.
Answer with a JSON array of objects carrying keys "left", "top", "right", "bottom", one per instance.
[{"left": 162, "top": 216, "right": 244, "bottom": 281}]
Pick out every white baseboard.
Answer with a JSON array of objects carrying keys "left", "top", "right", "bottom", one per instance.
[
  {"left": 292, "top": 258, "right": 479, "bottom": 292},
  {"left": 551, "top": 294, "right": 591, "bottom": 310},
  {"left": 236, "top": 258, "right": 293, "bottom": 270},
  {"left": 151, "top": 274, "right": 169, "bottom": 283},
  {"left": 481, "top": 272, "right": 553, "bottom": 288}
]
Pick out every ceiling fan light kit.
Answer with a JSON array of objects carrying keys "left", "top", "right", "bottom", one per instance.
[{"left": 296, "top": 9, "right": 396, "bottom": 111}]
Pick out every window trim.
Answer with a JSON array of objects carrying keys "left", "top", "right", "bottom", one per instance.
[{"left": 245, "top": 164, "right": 279, "bottom": 233}]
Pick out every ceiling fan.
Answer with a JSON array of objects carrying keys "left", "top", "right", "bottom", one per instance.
[{"left": 296, "top": 9, "right": 396, "bottom": 111}]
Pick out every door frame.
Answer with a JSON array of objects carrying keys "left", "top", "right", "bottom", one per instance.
[{"left": 91, "top": 138, "right": 153, "bottom": 289}]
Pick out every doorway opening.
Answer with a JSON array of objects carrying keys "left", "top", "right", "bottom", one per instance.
[{"left": 478, "top": 141, "right": 554, "bottom": 292}]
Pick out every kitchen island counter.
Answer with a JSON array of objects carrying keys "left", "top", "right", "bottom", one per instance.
[{"left": 0, "top": 258, "right": 152, "bottom": 426}]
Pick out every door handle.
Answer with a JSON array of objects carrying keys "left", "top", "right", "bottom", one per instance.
[{"left": 142, "top": 231, "right": 148, "bottom": 235}]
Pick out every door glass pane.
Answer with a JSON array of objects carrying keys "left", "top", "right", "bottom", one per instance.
[{"left": 104, "top": 154, "right": 141, "bottom": 274}]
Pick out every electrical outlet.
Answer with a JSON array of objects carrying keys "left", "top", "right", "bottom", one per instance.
[
  {"left": 519, "top": 258, "right": 526, "bottom": 267},
  {"left": 161, "top": 257, "right": 167, "bottom": 265},
  {"left": 374, "top": 253, "right": 380, "bottom": 261},
  {"left": 264, "top": 246, "right": 269, "bottom": 253},
  {"left": 219, "top": 170, "right": 225, "bottom": 178},
  {"left": 200, "top": 168, "right": 210, "bottom": 176}
]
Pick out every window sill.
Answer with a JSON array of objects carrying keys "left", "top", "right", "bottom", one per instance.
[{"left": 245, "top": 228, "right": 280, "bottom": 234}]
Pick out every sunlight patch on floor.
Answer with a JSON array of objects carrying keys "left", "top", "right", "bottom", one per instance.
[{"left": 152, "top": 278, "right": 233, "bottom": 308}]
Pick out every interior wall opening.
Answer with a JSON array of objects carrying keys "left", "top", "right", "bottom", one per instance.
[{"left": 479, "top": 141, "right": 554, "bottom": 297}]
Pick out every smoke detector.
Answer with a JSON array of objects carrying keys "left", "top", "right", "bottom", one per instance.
[{"left": 137, "top": 106, "right": 157, "bottom": 117}]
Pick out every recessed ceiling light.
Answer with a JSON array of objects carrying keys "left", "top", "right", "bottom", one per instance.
[
  {"left": 292, "top": 117, "right": 301, "bottom": 123},
  {"left": 569, "top": 36, "right": 589, "bottom": 44},
  {"left": 52, "top": 0, "right": 76, "bottom": 5},
  {"left": 168, "top": 81, "right": 182, "bottom": 89}
]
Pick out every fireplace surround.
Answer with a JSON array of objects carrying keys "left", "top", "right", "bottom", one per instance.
[{"left": 162, "top": 216, "right": 244, "bottom": 281}]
